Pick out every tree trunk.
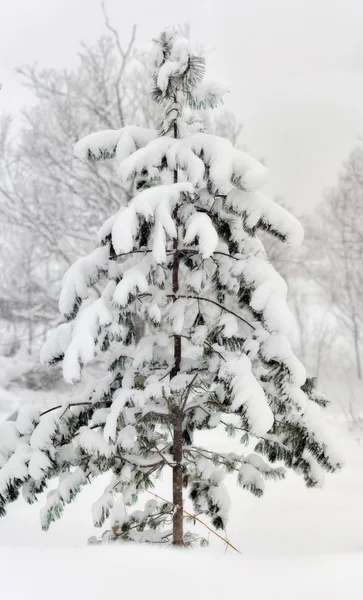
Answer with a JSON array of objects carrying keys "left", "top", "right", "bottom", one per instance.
[
  {"left": 170, "top": 206, "right": 183, "bottom": 545},
  {"left": 172, "top": 406, "right": 183, "bottom": 545},
  {"left": 170, "top": 108, "right": 183, "bottom": 545}
]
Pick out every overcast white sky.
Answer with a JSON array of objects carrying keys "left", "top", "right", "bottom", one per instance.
[{"left": 1, "top": 0, "right": 363, "bottom": 212}]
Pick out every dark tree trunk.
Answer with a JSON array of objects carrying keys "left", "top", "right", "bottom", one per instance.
[
  {"left": 170, "top": 109, "right": 183, "bottom": 545},
  {"left": 172, "top": 406, "right": 183, "bottom": 545},
  {"left": 170, "top": 206, "right": 183, "bottom": 545}
]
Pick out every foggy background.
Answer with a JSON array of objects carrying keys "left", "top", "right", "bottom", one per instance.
[
  {"left": 0, "top": 0, "right": 362, "bottom": 424},
  {"left": 2, "top": 0, "right": 363, "bottom": 208}
]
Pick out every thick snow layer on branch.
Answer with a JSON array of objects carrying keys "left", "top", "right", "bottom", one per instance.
[
  {"left": 104, "top": 389, "right": 143, "bottom": 442},
  {"left": 117, "top": 425, "right": 137, "bottom": 450},
  {"left": 227, "top": 190, "right": 304, "bottom": 247},
  {"left": 112, "top": 182, "right": 193, "bottom": 262},
  {"left": 0, "top": 444, "right": 30, "bottom": 494},
  {"left": 184, "top": 212, "right": 218, "bottom": 258},
  {"left": 28, "top": 449, "right": 52, "bottom": 480},
  {"left": 182, "top": 133, "right": 268, "bottom": 193},
  {"left": 119, "top": 133, "right": 266, "bottom": 193},
  {"left": 113, "top": 266, "right": 149, "bottom": 307},
  {"left": 218, "top": 356, "right": 274, "bottom": 437},
  {"left": 298, "top": 402, "right": 342, "bottom": 471},
  {"left": 120, "top": 136, "right": 205, "bottom": 187},
  {"left": 148, "top": 302, "right": 162, "bottom": 324},
  {"left": 40, "top": 323, "right": 73, "bottom": 366},
  {"left": 74, "top": 126, "right": 157, "bottom": 162},
  {"left": 62, "top": 298, "right": 113, "bottom": 384},
  {"left": 234, "top": 255, "right": 294, "bottom": 335},
  {"left": 120, "top": 137, "right": 173, "bottom": 181},
  {"left": 92, "top": 486, "right": 114, "bottom": 528},
  {"left": 209, "top": 480, "right": 231, "bottom": 524},
  {"left": 0, "top": 421, "right": 20, "bottom": 457},
  {"left": 77, "top": 428, "right": 111, "bottom": 458},
  {"left": 112, "top": 206, "right": 138, "bottom": 254},
  {"left": 74, "top": 129, "right": 122, "bottom": 161},
  {"left": 168, "top": 299, "right": 186, "bottom": 334},
  {"left": 218, "top": 314, "right": 239, "bottom": 338},
  {"left": 39, "top": 467, "right": 87, "bottom": 530},
  {"left": 156, "top": 37, "right": 191, "bottom": 92},
  {"left": 30, "top": 413, "right": 59, "bottom": 450},
  {"left": 59, "top": 246, "right": 110, "bottom": 317},
  {"left": 192, "top": 80, "right": 229, "bottom": 108},
  {"left": 15, "top": 406, "right": 39, "bottom": 436},
  {"left": 115, "top": 127, "right": 158, "bottom": 162},
  {"left": 261, "top": 334, "right": 306, "bottom": 387},
  {"left": 238, "top": 463, "right": 265, "bottom": 496}
]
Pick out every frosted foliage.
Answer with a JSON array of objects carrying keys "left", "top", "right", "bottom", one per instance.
[
  {"left": 74, "top": 129, "right": 123, "bottom": 160},
  {"left": 113, "top": 267, "right": 149, "bottom": 307},
  {"left": 92, "top": 487, "right": 114, "bottom": 527},
  {"left": 234, "top": 255, "right": 294, "bottom": 335},
  {"left": 218, "top": 314, "right": 238, "bottom": 338},
  {"left": 15, "top": 407, "right": 39, "bottom": 436},
  {"left": 218, "top": 356, "right": 274, "bottom": 437},
  {"left": 74, "top": 126, "right": 157, "bottom": 162},
  {"left": 157, "top": 37, "right": 190, "bottom": 92},
  {"left": 104, "top": 389, "right": 143, "bottom": 442},
  {"left": 77, "top": 428, "right": 111, "bottom": 457},
  {"left": 0, "top": 445, "right": 30, "bottom": 495},
  {"left": 28, "top": 450, "right": 52, "bottom": 480},
  {"left": 30, "top": 413, "right": 58, "bottom": 450},
  {"left": 226, "top": 189, "right": 304, "bottom": 247},
  {"left": 40, "top": 322, "right": 73, "bottom": 365},
  {"left": 0, "top": 422, "right": 20, "bottom": 457},
  {"left": 184, "top": 213, "right": 218, "bottom": 258},
  {"left": 193, "top": 80, "right": 229, "bottom": 107},
  {"left": 62, "top": 298, "right": 112, "bottom": 383},
  {"left": 119, "top": 133, "right": 267, "bottom": 194},
  {"left": 261, "top": 335, "right": 306, "bottom": 386},
  {"left": 59, "top": 246, "right": 109, "bottom": 317},
  {"left": 112, "top": 206, "right": 138, "bottom": 254},
  {"left": 0, "top": 26, "right": 339, "bottom": 545},
  {"left": 112, "top": 182, "right": 193, "bottom": 262}
]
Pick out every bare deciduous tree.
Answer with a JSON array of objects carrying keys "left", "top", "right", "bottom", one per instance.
[{"left": 307, "top": 145, "right": 363, "bottom": 379}]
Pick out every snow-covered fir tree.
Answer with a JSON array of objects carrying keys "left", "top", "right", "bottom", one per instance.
[{"left": 0, "top": 28, "right": 341, "bottom": 547}]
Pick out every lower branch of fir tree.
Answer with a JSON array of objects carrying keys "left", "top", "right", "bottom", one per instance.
[{"left": 112, "top": 472, "right": 241, "bottom": 553}]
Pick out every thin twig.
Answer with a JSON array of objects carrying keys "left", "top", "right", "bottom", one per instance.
[
  {"left": 39, "top": 401, "right": 92, "bottom": 418},
  {"left": 176, "top": 295, "right": 255, "bottom": 330},
  {"left": 181, "top": 372, "right": 200, "bottom": 412}
]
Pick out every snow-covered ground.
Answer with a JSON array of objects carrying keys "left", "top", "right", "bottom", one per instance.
[
  {"left": 0, "top": 386, "right": 362, "bottom": 597},
  {"left": 1, "top": 544, "right": 363, "bottom": 600}
]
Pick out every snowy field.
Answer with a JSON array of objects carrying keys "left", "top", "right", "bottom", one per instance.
[
  {"left": 1, "top": 544, "right": 362, "bottom": 600},
  {"left": 0, "top": 387, "right": 363, "bottom": 597}
]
